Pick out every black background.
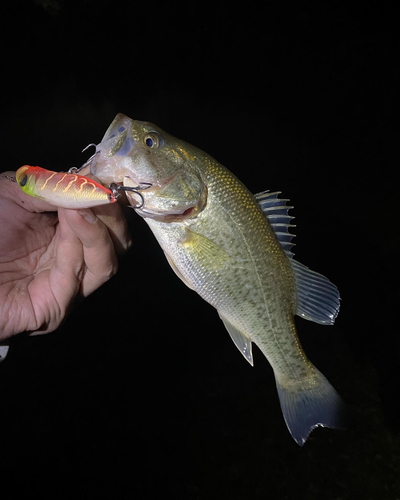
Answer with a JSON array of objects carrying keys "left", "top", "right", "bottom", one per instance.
[{"left": 0, "top": 1, "right": 398, "bottom": 499}]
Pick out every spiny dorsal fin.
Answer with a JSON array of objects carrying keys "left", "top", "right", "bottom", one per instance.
[
  {"left": 255, "top": 190, "right": 340, "bottom": 325},
  {"left": 255, "top": 190, "right": 296, "bottom": 258}
]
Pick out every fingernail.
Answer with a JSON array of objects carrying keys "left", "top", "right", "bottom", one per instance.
[{"left": 78, "top": 208, "right": 97, "bottom": 223}]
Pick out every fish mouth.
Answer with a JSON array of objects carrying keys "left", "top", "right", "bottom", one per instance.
[
  {"left": 87, "top": 114, "right": 139, "bottom": 184},
  {"left": 133, "top": 183, "right": 208, "bottom": 221},
  {"left": 125, "top": 176, "right": 208, "bottom": 221},
  {"left": 85, "top": 113, "right": 208, "bottom": 220},
  {"left": 101, "top": 113, "right": 135, "bottom": 155}
]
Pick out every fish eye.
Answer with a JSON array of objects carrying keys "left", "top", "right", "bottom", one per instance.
[
  {"left": 19, "top": 175, "right": 28, "bottom": 187},
  {"left": 144, "top": 132, "right": 163, "bottom": 149}
]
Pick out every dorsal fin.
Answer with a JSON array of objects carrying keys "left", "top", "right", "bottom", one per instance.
[
  {"left": 255, "top": 190, "right": 296, "bottom": 258},
  {"left": 290, "top": 259, "right": 340, "bottom": 324},
  {"left": 255, "top": 190, "right": 340, "bottom": 325}
]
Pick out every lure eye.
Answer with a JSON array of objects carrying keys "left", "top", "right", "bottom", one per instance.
[
  {"left": 144, "top": 132, "right": 163, "bottom": 149},
  {"left": 19, "top": 175, "right": 28, "bottom": 187}
]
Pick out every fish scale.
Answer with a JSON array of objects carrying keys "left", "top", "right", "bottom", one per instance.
[
  {"left": 148, "top": 157, "right": 314, "bottom": 385},
  {"left": 90, "top": 113, "right": 345, "bottom": 446}
]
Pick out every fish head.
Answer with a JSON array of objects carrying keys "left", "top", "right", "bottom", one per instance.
[{"left": 91, "top": 113, "right": 206, "bottom": 220}]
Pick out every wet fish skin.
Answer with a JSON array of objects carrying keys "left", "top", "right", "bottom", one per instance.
[{"left": 90, "top": 113, "right": 345, "bottom": 445}]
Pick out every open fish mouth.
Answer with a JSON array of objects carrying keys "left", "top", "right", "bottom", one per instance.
[
  {"left": 135, "top": 203, "right": 198, "bottom": 220},
  {"left": 100, "top": 113, "right": 136, "bottom": 156},
  {"left": 124, "top": 176, "right": 208, "bottom": 221},
  {"left": 101, "top": 125, "right": 135, "bottom": 158},
  {"left": 81, "top": 113, "right": 208, "bottom": 220},
  {"left": 84, "top": 115, "right": 141, "bottom": 185}
]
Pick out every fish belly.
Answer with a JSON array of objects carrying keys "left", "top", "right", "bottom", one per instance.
[{"left": 145, "top": 203, "right": 311, "bottom": 383}]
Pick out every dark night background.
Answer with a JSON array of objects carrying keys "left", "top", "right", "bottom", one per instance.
[{"left": 0, "top": 1, "right": 398, "bottom": 498}]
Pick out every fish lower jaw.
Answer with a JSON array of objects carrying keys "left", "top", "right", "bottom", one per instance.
[
  {"left": 138, "top": 186, "right": 208, "bottom": 222},
  {"left": 135, "top": 205, "right": 196, "bottom": 221}
]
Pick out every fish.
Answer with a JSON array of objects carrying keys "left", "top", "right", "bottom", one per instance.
[
  {"left": 15, "top": 165, "right": 118, "bottom": 208},
  {"left": 88, "top": 113, "right": 345, "bottom": 445}
]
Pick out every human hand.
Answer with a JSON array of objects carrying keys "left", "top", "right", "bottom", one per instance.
[{"left": 0, "top": 170, "right": 132, "bottom": 344}]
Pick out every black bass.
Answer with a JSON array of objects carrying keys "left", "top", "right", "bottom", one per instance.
[{"left": 89, "top": 113, "right": 345, "bottom": 445}]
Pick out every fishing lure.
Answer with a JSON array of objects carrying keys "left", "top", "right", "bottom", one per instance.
[{"left": 15, "top": 165, "right": 118, "bottom": 208}]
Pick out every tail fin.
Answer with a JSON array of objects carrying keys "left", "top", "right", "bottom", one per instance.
[{"left": 276, "top": 368, "right": 346, "bottom": 446}]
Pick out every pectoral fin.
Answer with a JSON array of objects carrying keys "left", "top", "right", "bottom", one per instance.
[
  {"left": 181, "top": 229, "right": 230, "bottom": 269},
  {"left": 219, "top": 313, "right": 254, "bottom": 366}
]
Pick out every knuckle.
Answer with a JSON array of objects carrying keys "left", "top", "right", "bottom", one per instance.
[{"left": 101, "top": 259, "right": 119, "bottom": 282}]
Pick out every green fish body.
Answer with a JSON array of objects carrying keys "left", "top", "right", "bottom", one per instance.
[{"left": 90, "top": 114, "right": 345, "bottom": 445}]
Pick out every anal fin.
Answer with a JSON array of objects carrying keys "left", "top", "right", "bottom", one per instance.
[{"left": 219, "top": 313, "right": 253, "bottom": 366}]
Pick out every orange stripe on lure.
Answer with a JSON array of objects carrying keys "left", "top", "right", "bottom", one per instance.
[{"left": 16, "top": 165, "right": 118, "bottom": 208}]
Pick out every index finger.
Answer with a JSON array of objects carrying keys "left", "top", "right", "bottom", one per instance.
[
  {"left": 92, "top": 202, "right": 133, "bottom": 256},
  {"left": 62, "top": 208, "right": 119, "bottom": 297}
]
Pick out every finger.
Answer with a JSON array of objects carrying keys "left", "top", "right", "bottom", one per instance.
[
  {"left": 63, "top": 208, "right": 118, "bottom": 297},
  {"left": 92, "top": 202, "right": 133, "bottom": 256},
  {"left": 84, "top": 173, "right": 133, "bottom": 255},
  {"left": 47, "top": 208, "right": 85, "bottom": 311},
  {"left": 28, "top": 208, "right": 86, "bottom": 335}
]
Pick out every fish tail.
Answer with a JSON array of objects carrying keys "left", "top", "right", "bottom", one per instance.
[{"left": 275, "top": 368, "right": 346, "bottom": 446}]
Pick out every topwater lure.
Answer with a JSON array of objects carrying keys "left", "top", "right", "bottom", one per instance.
[{"left": 15, "top": 165, "right": 118, "bottom": 208}]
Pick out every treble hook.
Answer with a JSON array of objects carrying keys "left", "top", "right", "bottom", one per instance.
[
  {"left": 109, "top": 182, "right": 152, "bottom": 210},
  {"left": 68, "top": 143, "right": 100, "bottom": 174},
  {"left": 80, "top": 143, "right": 100, "bottom": 170},
  {"left": 81, "top": 143, "right": 97, "bottom": 154}
]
